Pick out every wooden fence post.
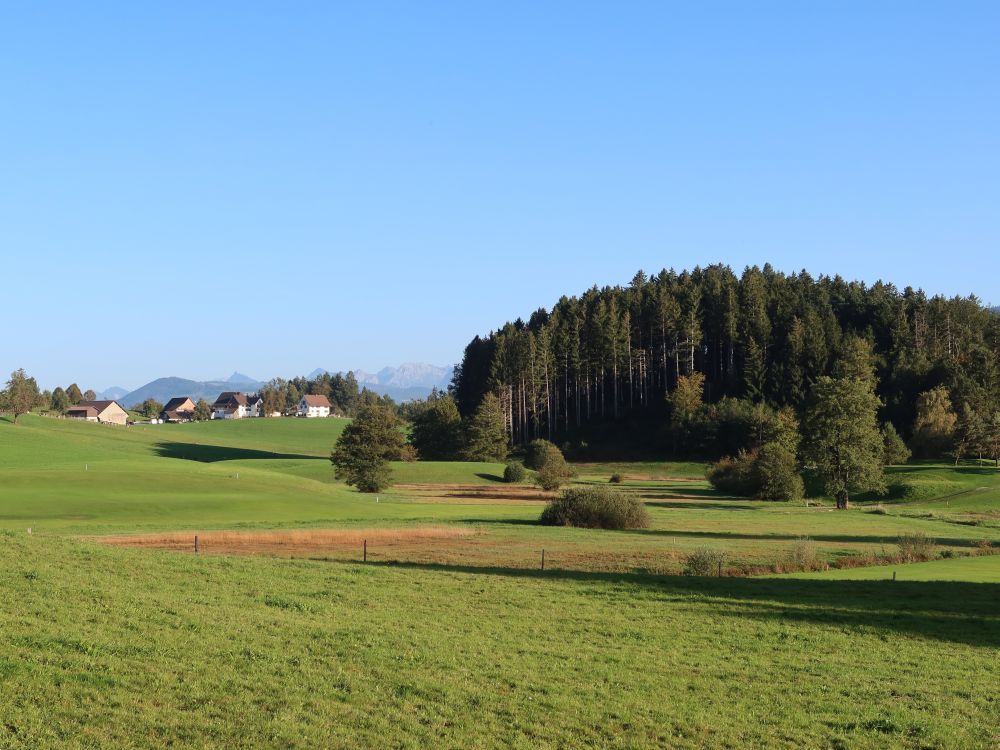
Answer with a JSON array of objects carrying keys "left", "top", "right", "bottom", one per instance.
[
  {"left": 194, "top": 535, "right": 199, "bottom": 554},
  {"left": 717, "top": 561, "right": 722, "bottom": 577},
  {"left": 541, "top": 549, "right": 545, "bottom": 571},
  {"left": 363, "top": 539, "right": 367, "bottom": 563},
  {"left": 892, "top": 571, "right": 896, "bottom": 581}
]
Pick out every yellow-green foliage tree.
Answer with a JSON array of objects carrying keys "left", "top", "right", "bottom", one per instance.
[{"left": 911, "top": 386, "right": 957, "bottom": 458}]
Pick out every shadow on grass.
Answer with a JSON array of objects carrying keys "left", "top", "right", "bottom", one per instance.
[
  {"left": 153, "top": 441, "right": 319, "bottom": 463},
  {"left": 645, "top": 501, "right": 759, "bottom": 511},
  {"left": 475, "top": 472, "right": 504, "bottom": 483},
  {"left": 626, "top": 528, "right": 990, "bottom": 548},
  {"left": 344, "top": 559, "right": 1000, "bottom": 648}
]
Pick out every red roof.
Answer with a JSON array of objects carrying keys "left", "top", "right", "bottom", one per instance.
[{"left": 302, "top": 395, "right": 332, "bottom": 407}]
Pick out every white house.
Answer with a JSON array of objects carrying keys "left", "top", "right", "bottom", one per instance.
[
  {"left": 298, "top": 394, "right": 332, "bottom": 418},
  {"left": 211, "top": 392, "right": 263, "bottom": 419}
]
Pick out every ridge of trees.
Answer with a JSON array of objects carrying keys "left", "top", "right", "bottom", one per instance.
[{"left": 451, "top": 264, "right": 1000, "bottom": 455}]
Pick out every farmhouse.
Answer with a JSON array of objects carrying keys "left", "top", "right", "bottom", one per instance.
[
  {"left": 66, "top": 400, "right": 129, "bottom": 426},
  {"left": 212, "top": 392, "right": 262, "bottom": 419},
  {"left": 160, "top": 397, "right": 196, "bottom": 423},
  {"left": 298, "top": 394, "right": 332, "bottom": 418}
]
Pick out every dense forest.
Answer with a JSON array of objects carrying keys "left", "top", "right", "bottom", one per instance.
[{"left": 451, "top": 264, "right": 1000, "bottom": 457}]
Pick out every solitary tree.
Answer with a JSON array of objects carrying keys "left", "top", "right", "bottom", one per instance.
[
  {"left": 802, "top": 375, "right": 886, "bottom": 509},
  {"left": 331, "top": 404, "right": 405, "bottom": 492},
  {"left": 2, "top": 369, "right": 40, "bottom": 424},
  {"left": 193, "top": 399, "right": 213, "bottom": 421},
  {"left": 462, "top": 392, "right": 508, "bottom": 462},
  {"left": 82, "top": 389, "right": 97, "bottom": 401}
]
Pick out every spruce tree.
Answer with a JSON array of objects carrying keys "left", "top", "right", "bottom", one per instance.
[{"left": 462, "top": 392, "right": 508, "bottom": 462}]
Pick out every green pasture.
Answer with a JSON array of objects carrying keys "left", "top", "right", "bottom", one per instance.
[
  {"left": 0, "top": 414, "right": 999, "bottom": 748},
  {"left": 0, "top": 534, "right": 996, "bottom": 749},
  {"left": 1, "top": 416, "right": 997, "bottom": 572}
]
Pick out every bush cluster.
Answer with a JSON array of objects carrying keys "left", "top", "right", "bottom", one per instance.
[
  {"left": 608, "top": 473, "right": 624, "bottom": 484},
  {"left": 539, "top": 487, "right": 649, "bottom": 529},
  {"left": 706, "top": 441, "right": 803, "bottom": 501}
]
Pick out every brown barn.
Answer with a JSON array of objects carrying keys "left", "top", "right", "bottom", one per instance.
[{"left": 160, "top": 397, "right": 196, "bottom": 422}]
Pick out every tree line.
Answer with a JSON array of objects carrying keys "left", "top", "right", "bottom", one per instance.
[{"left": 451, "top": 263, "right": 1000, "bottom": 456}]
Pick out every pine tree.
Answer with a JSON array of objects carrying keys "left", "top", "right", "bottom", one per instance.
[{"left": 462, "top": 392, "right": 508, "bottom": 462}]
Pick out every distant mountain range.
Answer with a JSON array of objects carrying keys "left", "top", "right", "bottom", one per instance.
[
  {"left": 108, "top": 365, "right": 452, "bottom": 408},
  {"left": 308, "top": 363, "right": 454, "bottom": 402},
  {"left": 115, "top": 373, "right": 265, "bottom": 409}
]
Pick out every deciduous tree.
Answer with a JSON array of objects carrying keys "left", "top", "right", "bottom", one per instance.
[
  {"left": 911, "top": 386, "right": 957, "bottom": 458},
  {"left": 802, "top": 376, "right": 886, "bottom": 509},
  {"left": 2, "top": 369, "right": 40, "bottom": 424},
  {"left": 193, "top": 399, "right": 213, "bottom": 421},
  {"left": 331, "top": 405, "right": 405, "bottom": 492}
]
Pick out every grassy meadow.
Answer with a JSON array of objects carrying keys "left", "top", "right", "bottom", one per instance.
[{"left": 0, "top": 414, "right": 998, "bottom": 748}]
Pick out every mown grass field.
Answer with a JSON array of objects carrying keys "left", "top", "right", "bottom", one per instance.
[{"left": 0, "top": 414, "right": 998, "bottom": 748}]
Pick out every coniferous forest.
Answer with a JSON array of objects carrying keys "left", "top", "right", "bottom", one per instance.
[{"left": 451, "top": 264, "right": 1000, "bottom": 458}]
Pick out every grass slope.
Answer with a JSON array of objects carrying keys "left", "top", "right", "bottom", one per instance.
[{"left": 0, "top": 534, "right": 996, "bottom": 749}]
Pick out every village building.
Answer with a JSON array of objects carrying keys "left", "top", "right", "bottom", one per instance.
[
  {"left": 66, "top": 400, "right": 129, "bottom": 426},
  {"left": 211, "top": 392, "right": 262, "bottom": 419},
  {"left": 160, "top": 397, "right": 196, "bottom": 423},
  {"left": 298, "top": 394, "right": 332, "bottom": 418}
]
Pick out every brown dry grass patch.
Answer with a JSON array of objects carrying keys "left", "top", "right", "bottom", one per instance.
[{"left": 98, "top": 526, "right": 480, "bottom": 556}]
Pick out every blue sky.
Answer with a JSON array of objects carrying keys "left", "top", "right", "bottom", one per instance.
[{"left": 2, "top": 2, "right": 998, "bottom": 391}]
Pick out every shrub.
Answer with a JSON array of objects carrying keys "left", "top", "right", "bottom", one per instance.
[
  {"left": 530, "top": 442, "right": 574, "bottom": 491},
  {"left": 609, "top": 473, "right": 624, "bottom": 484},
  {"left": 706, "top": 451, "right": 758, "bottom": 495},
  {"left": 787, "top": 537, "right": 818, "bottom": 569},
  {"left": 539, "top": 487, "right": 650, "bottom": 529},
  {"left": 502, "top": 461, "right": 526, "bottom": 484},
  {"left": 755, "top": 442, "right": 804, "bottom": 501},
  {"left": 897, "top": 532, "right": 936, "bottom": 562},
  {"left": 524, "top": 439, "right": 560, "bottom": 470},
  {"left": 684, "top": 547, "right": 727, "bottom": 576}
]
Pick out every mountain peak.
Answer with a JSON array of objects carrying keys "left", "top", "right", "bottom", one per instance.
[{"left": 226, "top": 371, "right": 257, "bottom": 384}]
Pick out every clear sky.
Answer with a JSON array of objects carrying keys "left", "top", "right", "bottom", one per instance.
[{"left": 2, "top": 2, "right": 998, "bottom": 391}]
